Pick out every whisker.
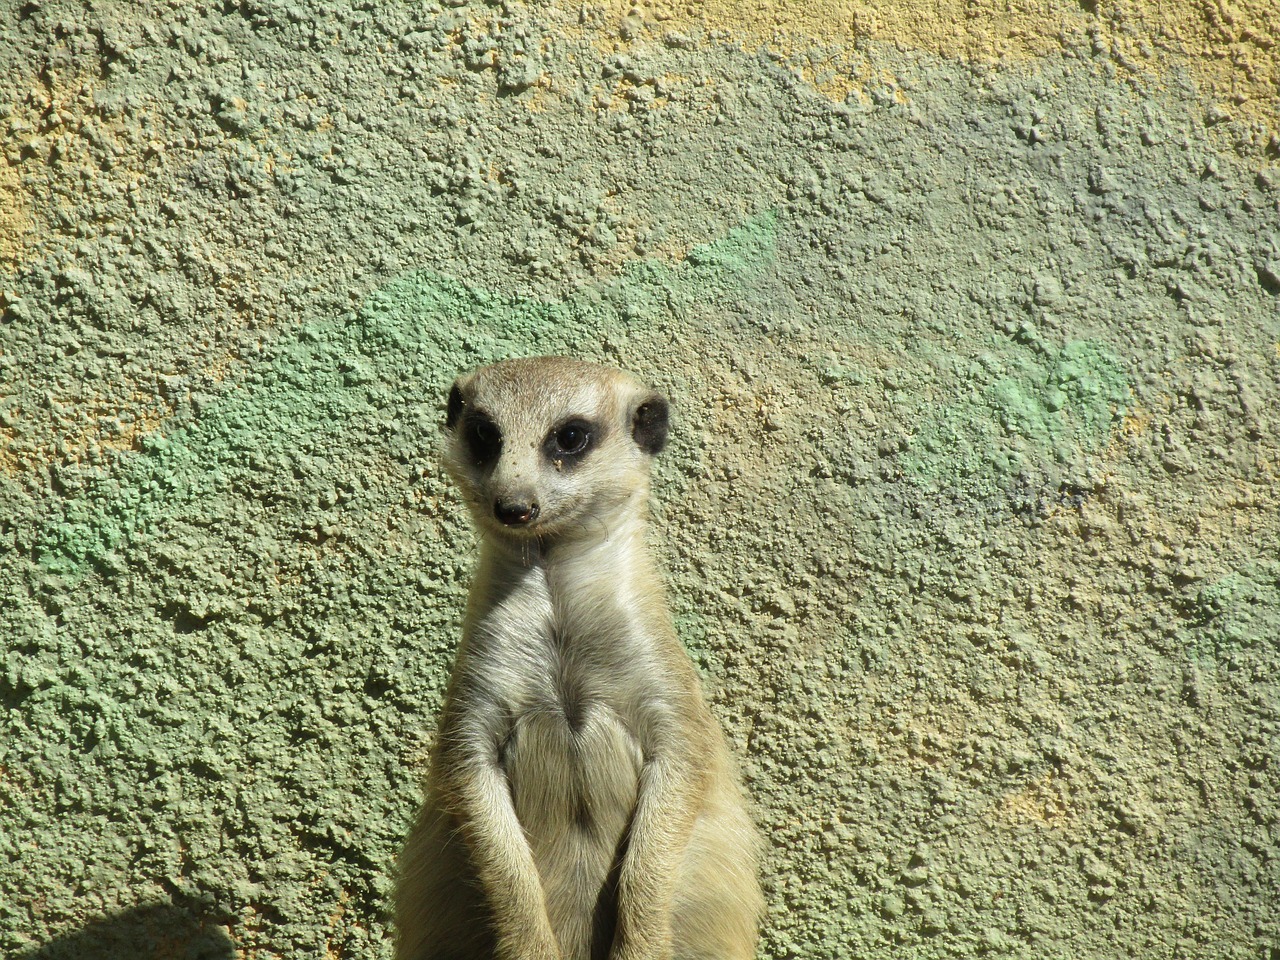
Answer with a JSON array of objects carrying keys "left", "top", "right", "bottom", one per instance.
[{"left": 580, "top": 505, "right": 611, "bottom": 542}]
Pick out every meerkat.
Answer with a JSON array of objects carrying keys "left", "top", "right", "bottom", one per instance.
[{"left": 396, "top": 357, "right": 762, "bottom": 960}]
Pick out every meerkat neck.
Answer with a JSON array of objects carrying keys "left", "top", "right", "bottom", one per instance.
[
  {"left": 547, "top": 508, "right": 652, "bottom": 584},
  {"left": 477, "top": 498, "right": 666, "bottom": 623}
]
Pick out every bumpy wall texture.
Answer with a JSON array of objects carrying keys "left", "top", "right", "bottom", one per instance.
[{"left": 2, "top": 1, "right": 1278, "bottom": 957}]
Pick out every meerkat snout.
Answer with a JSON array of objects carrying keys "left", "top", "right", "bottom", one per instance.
[{"left": 494, "top": 496, "right": 539, "bottom": 526}]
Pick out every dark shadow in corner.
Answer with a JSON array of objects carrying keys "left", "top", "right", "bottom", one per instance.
[{"left": 17, "top": 891, "right": 234, "bottom": 960}]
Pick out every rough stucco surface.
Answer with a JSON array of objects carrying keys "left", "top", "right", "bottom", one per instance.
[{"left": 1, "top": 1, "right": 1278, "bottom": 957}]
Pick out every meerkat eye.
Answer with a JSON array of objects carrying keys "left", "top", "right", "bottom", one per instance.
[
  {"left": 555, "top": 423, "right": 589, "bottom": 454},
  {"left": 464, "top": 414, "right": 502, "bottom": 466},
  {"left": 543, "top": 419, "right": 595, "bottom": 464}
]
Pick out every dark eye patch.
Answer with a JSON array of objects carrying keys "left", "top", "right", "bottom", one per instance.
[
  {"left": 463, "top": 412, "right": 502, "bottom": 467},
  {"left": 542, "top": 418, "right": 596, "bottom": 467}
]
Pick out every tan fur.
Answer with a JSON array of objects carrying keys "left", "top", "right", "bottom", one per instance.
[{"left": 396, "top": 357, "right": 762, "bottom": 960}]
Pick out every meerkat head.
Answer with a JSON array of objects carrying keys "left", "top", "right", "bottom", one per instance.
[{"left": 442, "top": 357, "right": 669, "bottom": 545}]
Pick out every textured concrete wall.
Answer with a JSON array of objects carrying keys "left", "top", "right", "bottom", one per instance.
[{"left": 2, "top": 1, "right": 1277, "bottom": 957}]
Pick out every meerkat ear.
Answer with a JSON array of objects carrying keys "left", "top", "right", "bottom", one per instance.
[
  {"left": 445, "top": 382, "right": 464, "bottom": 430},
  {"left": 631, "top": 393, "right": 670, "bottom": 455}
]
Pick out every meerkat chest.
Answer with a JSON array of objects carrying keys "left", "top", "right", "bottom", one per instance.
[
  {"left": 500, "top": 631, "right": 645, "bottom": 792},
  {"left": 497, "top": 648, "right": 645, "bottom": 870},
  {"left": 472, "top": 570, "right": 647, "bottom": 833},
  {"left": 474, "top": 565, "right": 648, "bottom": 732},
  {"left": 504, "top": 680, "right": 642, "bottom": 823}
]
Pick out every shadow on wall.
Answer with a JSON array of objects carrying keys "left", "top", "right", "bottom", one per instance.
[{"left": 18, "top": 894, "right": 234, "bottom": 960}]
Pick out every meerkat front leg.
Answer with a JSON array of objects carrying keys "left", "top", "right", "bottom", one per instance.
[
  {"left": 611, "top": 727, "right": 709, "bottom": 960},
  {"left": 438, "top": 726, "right": 561, "bottom": 960}
]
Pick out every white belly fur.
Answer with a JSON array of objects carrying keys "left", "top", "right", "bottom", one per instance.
[{"left": 503, "top": 703, "right": 643, "bottom": 960}]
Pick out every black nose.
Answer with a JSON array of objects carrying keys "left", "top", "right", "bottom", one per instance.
[{"left": 494, "top": 498, "right": 540, "bottom": 526}]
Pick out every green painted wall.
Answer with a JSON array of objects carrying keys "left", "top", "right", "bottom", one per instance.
[{"left": 2, "top": 2, "right": 1278, "bottom": 957}]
